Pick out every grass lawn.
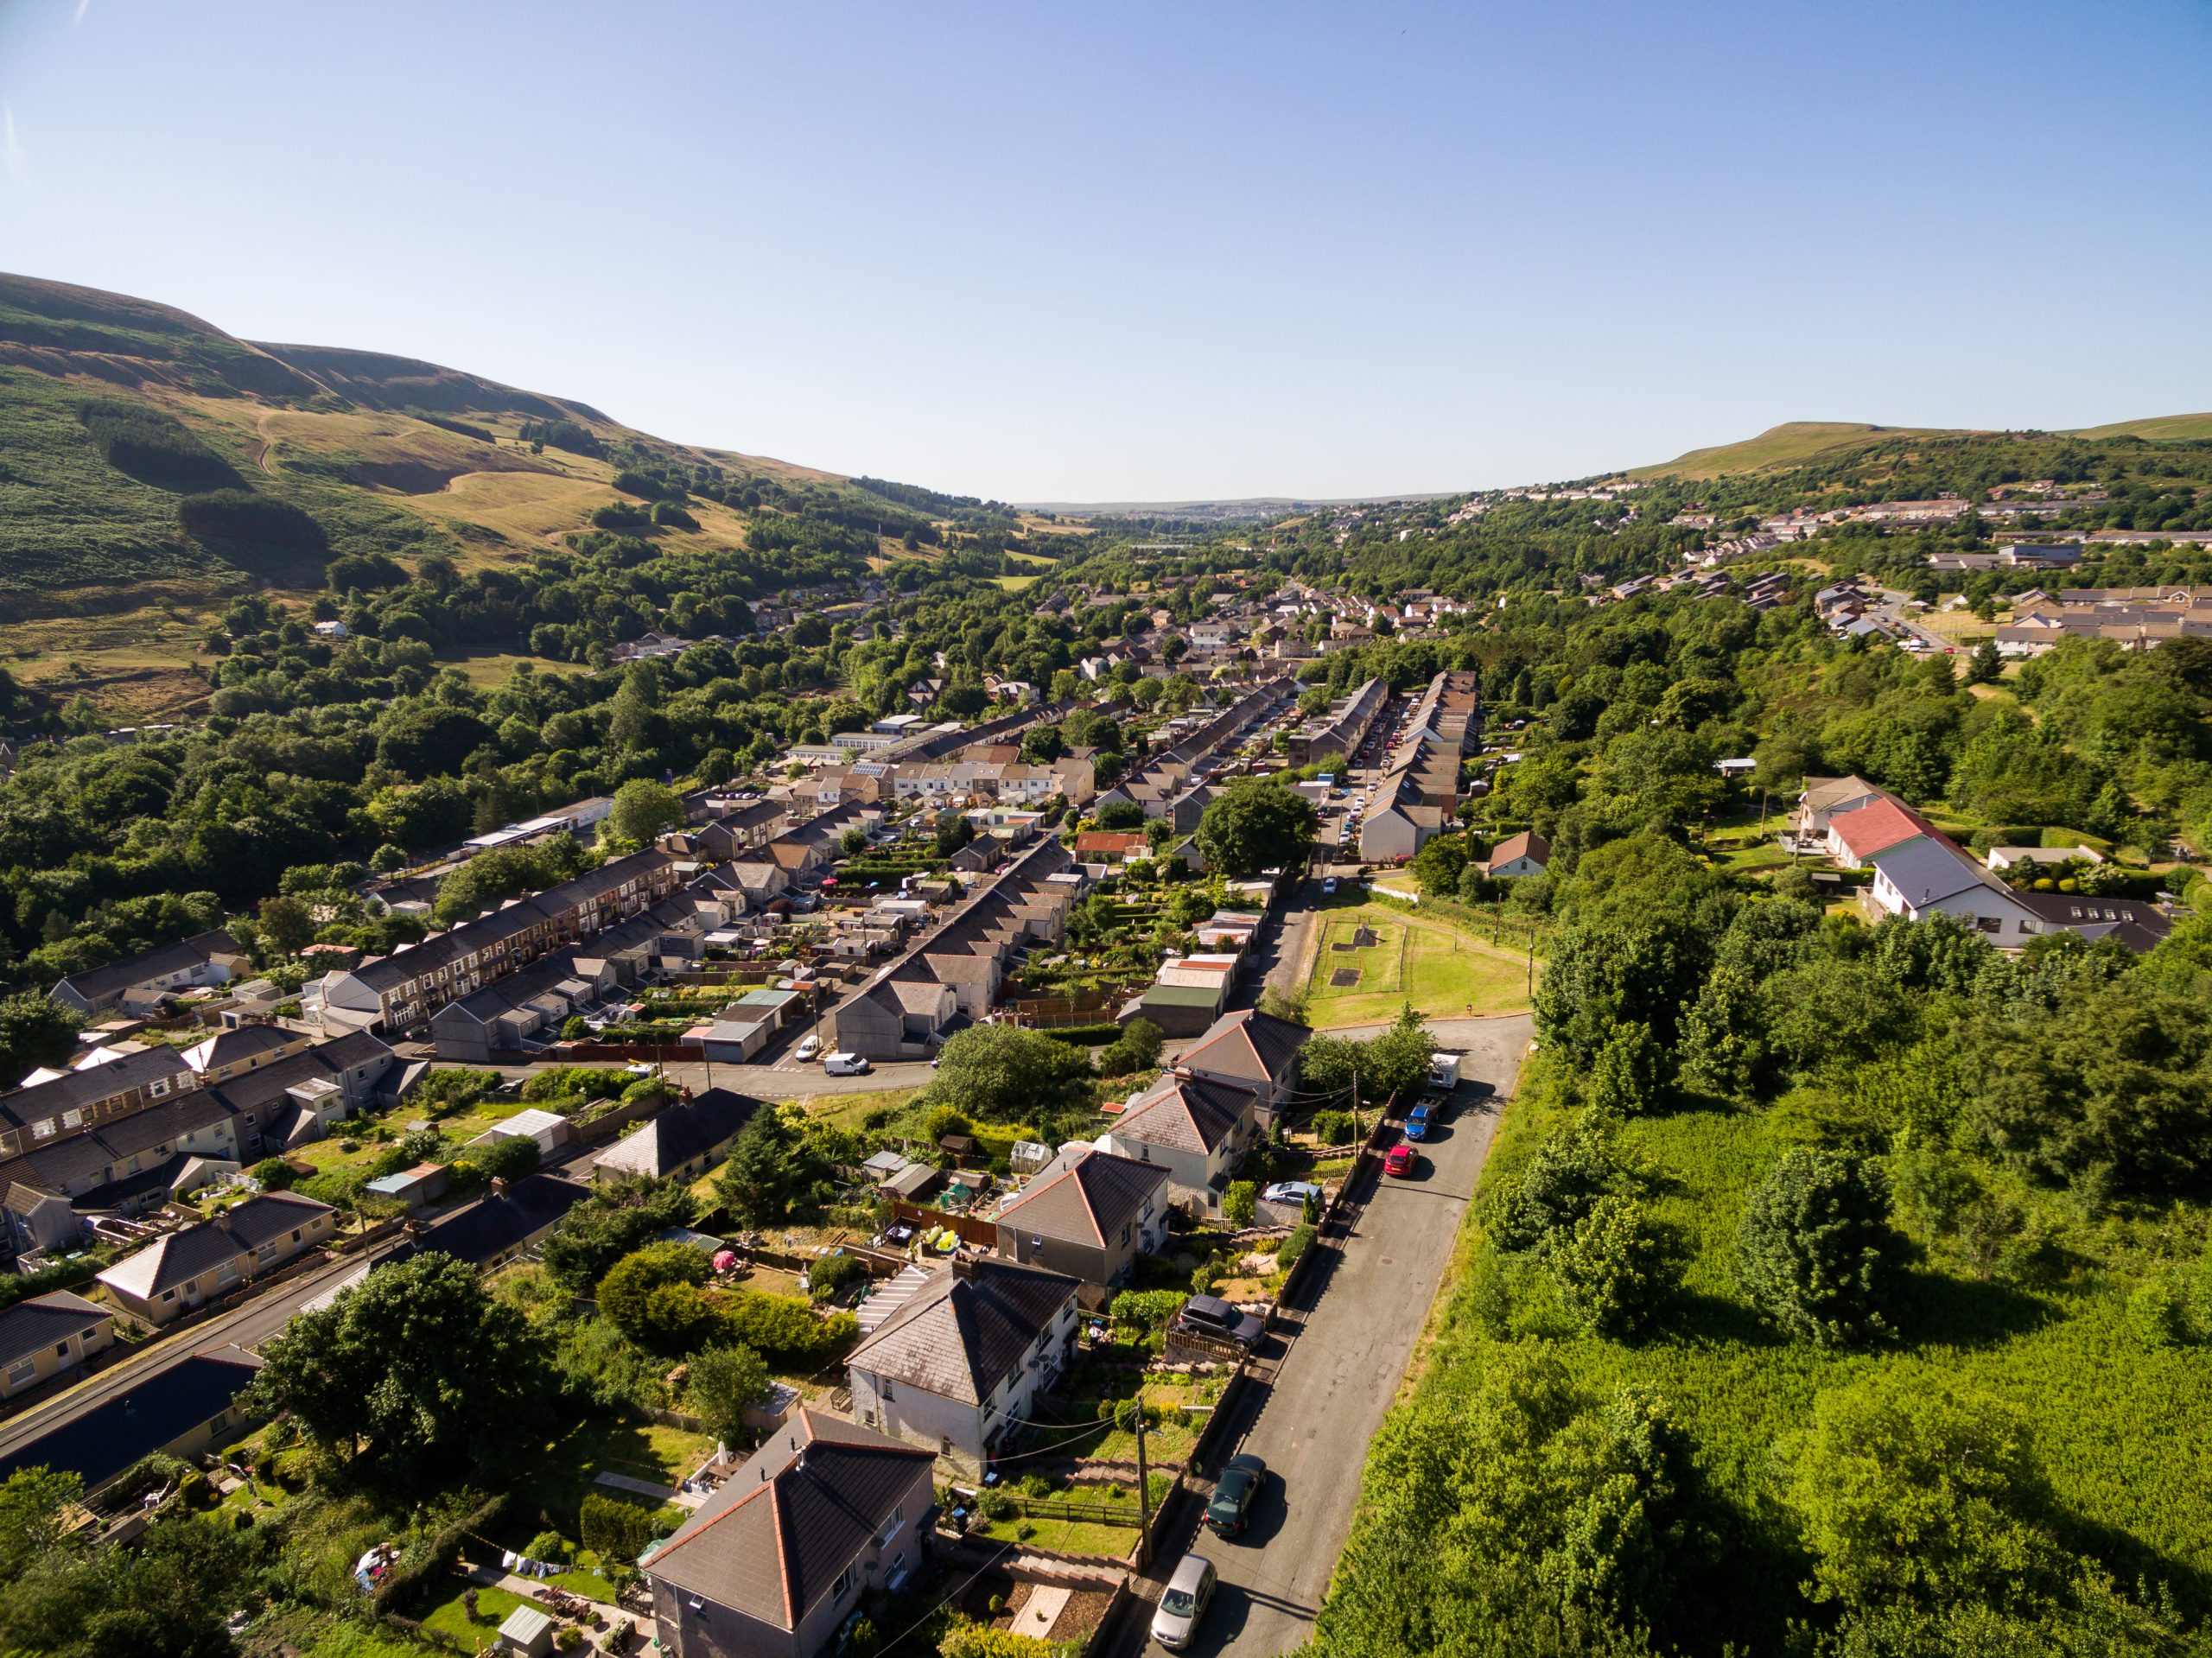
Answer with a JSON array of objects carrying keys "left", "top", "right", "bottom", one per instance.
[
  {"left": 502, "top": 1415, "right": 715, "bottom": 1550},
  {"left": 433, "top": 648, "right": 592, "bottom": 689},
  {"left": 293, "top": 1095, "right": 530, "bottom": 1174},
  {"left": 416, "top": 1579, "right": 527, "bottom": 1646},
  {"left": 991, "top": 573, "right": 1041, "bottom": 591},
  {"left": 1302, "top": 900, "right": 1531, "bottom": 1027},
  {"left": 795, "top": 1086, "right": 919, "bottom": 1134}
]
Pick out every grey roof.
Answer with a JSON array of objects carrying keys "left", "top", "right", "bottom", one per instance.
[
  {"left": 417, "top": 1174, "right": 589, "bottom": 1265},
  {"left": 185, "top": 1025, "right": 300, "bottom": 1070},
  {"left": 1179, "top": 1008, "right": 1311, "bottom": 1091},
  {"left": 51, "top": 931, "right": 242, "bottom": 1005},
  {"left": 2015, "top": 891, "right": 2172, "bottom": 949},
  {"left": 0, "top": 1290, "right": 107, "bottom": 1369},
  {"left": 996, "top": 1148, "right": 1169, "bottom": 1248},
  {"left": 0, "top": 1049, "right": 199, "bottom": 1134},
  {"left": 846, "top": 1257, "right": 1078, "bottom": 1403},
  {"left": 0, "top": 1346, "right": 262, "bottom": 1492},
  {"left": 1116, "top": 1074, "right": 1256, "bottom": 1157},
  {"left": 98, "top": 1192, "right": 331, "bottom": 1299},
  {"left": 590, "top": 1089, "right": 761, "bottom": 1179},
  {"left": 645, "top": 1408, "right": 933, "bottom": 1628},
  {"left": 1875, "top": 836, "right": 1996, "bottom": 910},
  {"left": 0, "top": 1089, "right": 238, "bottom": 1197}
]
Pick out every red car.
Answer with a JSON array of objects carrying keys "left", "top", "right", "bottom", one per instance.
[{"left": 1384, "top": 1143, "right": 1416, "bottom": 1178}]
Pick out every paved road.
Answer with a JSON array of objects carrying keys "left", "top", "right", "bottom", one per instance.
[{"left": 1102, "top": 1013, "right": 1533, "bottom": 1658}]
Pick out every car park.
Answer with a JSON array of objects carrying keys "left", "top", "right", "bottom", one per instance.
[
  {"left": 1206, "top": 1453, "right": 1268, "bottom": 1537},
  {"left": 1384, "top": 1142, "right": 1416, "bottom": 1177},
  {"left": 1152, "top": 1553, "right": 1217, "bottom": 1650}
]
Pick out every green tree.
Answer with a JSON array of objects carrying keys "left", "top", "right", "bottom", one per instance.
[
  {"left": 1094, "top": 799, "right": 1147, "bottom": 830},
  {"left": 0, "top": 1467, "right": 82, "bottom": 1579},
  {"left": 718, "top": 1106, "right": 827, "bottom": 1227},
  {"left": 1789, "top": 1375, "right": 2059, "bottom": 1611},
  {"left": 607, "top": 778, "right": 685, "bottom": 846},
  {"left": 0, "top": 994, "right": 81, "bottom": 1091},
  {"left": 1735, "top": 1151, "right": 1904, "bottom": 1347},
  {"left": 542, "top": 1177, "right": 699, "bottom": 1293},
  {"left": 1965, "top": 638, "right": 2003, "bottom": 685},
  {"left": 1410, "top": 833, "right": 1468, "bottom": 899},
  {"left": 1549, "top": 1194, "right": 1672, "bottom": 1337},
  {"left": 1195, "top": 778, "right": 1318, "bottom": 877},
  {"left": 918, "top": 1024, "right": 1092, "bottom": 1124},
  {"left": 0, "top": 1507, "right": 248, "bottom": 1658},
  {"left": 598, "top": 1242, "right": 720, "bottom": 1352},
  {"left": 1224, "top": 1180, "right": 1258, "bottom": 1228},
  {"left": 1584, "top": 1022, "right": 1663, "bottom": 1117},
  {"left": 687, "top": 1344, "right": 772, "bottom": 1445},
  {"left": 256, "top": 893, "right": 317, "bottom": 956},
  {"left": 248, "top": 1250, "right": 551, "bottom": 1488}
]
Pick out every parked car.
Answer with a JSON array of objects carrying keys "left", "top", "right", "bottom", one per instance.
[
  {"left": 1321, "top": 876, "right": 1338, "bottom": 895},
  {"left": 1173, "top": 1293, "right": 1266, "bottom": 1350},
  {"left": 1404, "top": 1103, "right": 1433, "bottom": 1141},
  {"left": 1206, "top": 1453, "right": 1268, "bottom": 1538},
  {"left": 1152, "top": 1553, "right": 1217, "bottom": 1651},
  {"left": 823, "top": 1051, "right": 872, "bottom": 1076},
  {"left": 1261, "top": 1179, "right": 1322, "bottom": 1206},
  {"left": 794, "top": 1034, "right": 821, "bottom": 1062},
  {"left": 1384, "top": 1143, "right": 1417, "bottom": 1178}
]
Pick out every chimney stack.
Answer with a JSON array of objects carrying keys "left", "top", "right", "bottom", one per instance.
[{"left": 952, "top": 1250, "right": 977, "bottom": 1282}]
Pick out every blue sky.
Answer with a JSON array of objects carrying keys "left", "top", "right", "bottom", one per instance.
[{"left": 3, "top": 0, "right": 2209, "bottom": 501}]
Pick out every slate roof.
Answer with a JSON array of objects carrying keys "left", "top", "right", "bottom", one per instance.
[
  {"left": 181, "top": 1025, "right": 300, "bottom": 1074},
  {"left": 1116, "top": 1074, "right": 1256, "bottom": 1157},
  {"left": 845, "top": 1257, "right": 1077, "bottom": 1404},
  {"left": 0, "top": 1089, "right": 238, "bottom": 1197},
  {"left": 1487, "top": 830, "right": 1550, "bottom": 867},
  {"left": 995, "top": 1148, "right": 1169, "bottom": 1248},
  {"left": 589, "top": 1089, "right": 761, "bottom": 1179},
  {"left": 0, "top": 1048, "right": 199, "bottom": 1134},
  {"left": 645, "top": 1407, "right": 933, "bottom": 1629},
  {"left": 0, "top": 1347, "right": 262, "bottom": 1491},
  {"left": 96, "top": 1192, "right": 331, "bottom": 1300},
  {"left": 0, "top": 1290, "right": 107, "bottom": 1369},
  {"left": 1872, "top": 835, "right": 1993, "bottom": 909},
  {"left": 1179, "top": 1008, "right": 1311, "bottom": 1091},
  {"left": 2015, "top": 891, "right": 2174, "bottom": 950},
  {"left": 416, "top": 1174, "right": 589, "bottom": 1266},
  {"left": 50, "top": 931, "right": 242, "bottom": 1006}
]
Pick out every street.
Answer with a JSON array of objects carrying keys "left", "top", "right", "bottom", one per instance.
[{"left": 1100, "top": 1013, "right": 1532, "bottom": 1658}]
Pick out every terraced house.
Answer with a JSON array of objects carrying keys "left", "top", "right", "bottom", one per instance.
[{"left": 315, "top": 849, "right": 679, "bottom": 1035}]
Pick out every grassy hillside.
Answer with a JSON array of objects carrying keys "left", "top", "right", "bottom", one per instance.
[
  {"left": 1628, "top": 420, "right": 1965, "bottom": 480},
  {"left": 0, "top": 270, "right": 851, "bottom": 626},
  {"left": 2068, "top": 412, "right": 2212, "bottom": 442}
]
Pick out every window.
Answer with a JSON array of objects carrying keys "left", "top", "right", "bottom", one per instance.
[
  {"left": 290, "top": 1229, "right": 302, "bottom": 1244},
  {"left": 880, "top": 1380, "right": 895, "bottom": 1403},
  {"left": 1976, "top": 917, "right": 2002, "bottom": 934},
  {"left": 831, "top": 1566, "right": 855, "bottom": 1602},
  {"left": 149, "top": 1077, "right": 171, "bottom": 1099},
  {"left": 61, "top": 1109, "right": 81, "bottom": 1129},
  {"left": 5, "top": 1358, "right": 33, "bottom": 1388},
  {"left": 29, "top": 1120, "right": 53, "bottom": 1140},
  {"left": 54, "top": 1341, "right": 70, "bottom": 1359},
  {"left": 162, "top": 1289, "right": 177, "bottom": 1303}
]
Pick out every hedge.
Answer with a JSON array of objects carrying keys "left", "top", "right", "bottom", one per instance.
[
  {"left": 375, "top": 1493, "right": 509, "bottom": 1616},
  {"left": 1041, "top": 1024, "right": 1126, "bottom": 1047}
]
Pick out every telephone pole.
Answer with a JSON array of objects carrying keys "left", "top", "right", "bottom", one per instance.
[{"left": 1351, "top": 1067, "right": 1361, "bottom": 1145}]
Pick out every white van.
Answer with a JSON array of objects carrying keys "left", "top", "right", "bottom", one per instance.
[{"left": 823, "top": 1051, "right": 873, "bottom": 1077}]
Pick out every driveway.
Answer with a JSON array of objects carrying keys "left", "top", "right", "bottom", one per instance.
[{"left": 1102, "top": 1013, "right": 1532, "bottom": 1657}]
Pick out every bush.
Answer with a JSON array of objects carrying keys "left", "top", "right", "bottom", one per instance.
[
  {"left": 1276, "top": 1224, "right": 1315, "bottom": 1270},
  {"left": 1736, "top": 1150, "right": 1904, "bottom": 1347},
  {"left": 251, "top": 1157, "right": 296, "bottom": 1191},
  {"left": 807, "top": 1252, "right": 868, "bottom": 1304},
  {"left": 723, "top": 1287, "right": 856, "bottom": 1369},
  {"left": 1109, "top": 1288, "right": 1186, "bottom": 1332},
  {"left": 1310, "top": 1109, "right": 1354, "bottom": 1147},
  {"left": 466, "top": 1134, "right": 541, "bottom": 1184},
  {"left": 526, "top": 1529, "right": 571, "bottom": 1564},
  {"left": 580, "top": 1492, "right": 666, "bottom": 1565}
]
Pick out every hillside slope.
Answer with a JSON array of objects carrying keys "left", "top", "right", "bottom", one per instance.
[
  {"left": 0, "top": 271, "right": 839, "bottom": 622},
  {"left": 1628, "top": 421, "right": 1967, "bottom": 480}
]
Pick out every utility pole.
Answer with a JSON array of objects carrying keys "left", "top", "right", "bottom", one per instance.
[
  {"left": 1351, "top": 1067, "right": 1361, "bottom": 1146},
  {"left": 1134, "top": 1404, "right": 1152, "bottom": 1568}
]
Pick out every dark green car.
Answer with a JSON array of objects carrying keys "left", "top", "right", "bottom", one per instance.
[{"left": 1206, "top": 1453, "right": 1268, "bottom": 1538}]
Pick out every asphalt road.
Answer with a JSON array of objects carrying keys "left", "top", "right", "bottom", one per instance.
[{"left": 1105, "top": 1012, "right": 1532, "bottom": 1658}]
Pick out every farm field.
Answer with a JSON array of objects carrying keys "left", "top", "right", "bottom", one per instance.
[{"left": 1302, "top": 899, "right": 1531, "bottom": 1026}]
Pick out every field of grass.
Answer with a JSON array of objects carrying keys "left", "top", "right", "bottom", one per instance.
[
  {"left": 991, "top": 573, "right": 1041, "bottom": 591},
  {"left": 797, "top": 1085, "right": 920, "bottom": 1134},
  {"left": 1302, "top": 899, "right": 1531, "bottom": 1026},
  {"left": 432, "top": 648, "right": 594, "bottom": 689},
  {"left": 1627, "top": 420, "right": 1959, "bottom": 481},
  {"left": 2066, "top": 411, "right": 2212, "bottom": 441}
]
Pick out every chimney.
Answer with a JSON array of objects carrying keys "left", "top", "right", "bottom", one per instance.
[{"left": 952, "top": 1251, "right": 977, "bottom": 1282}]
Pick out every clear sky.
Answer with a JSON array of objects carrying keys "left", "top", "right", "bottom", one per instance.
[{"left": 3, "top": 0, "right": 2209, "bottom": 502}]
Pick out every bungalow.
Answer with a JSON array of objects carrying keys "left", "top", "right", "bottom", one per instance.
[
  {"left": 0, "top": 1345, "right": 264, "bottom": 1497},
  {"left": 95, "top": 1191, "right": 336, "bottom": 1325},
  {"left": 1865, "top": 834, "right": 2041, "bottom": 941},
  {"left": 589, "top": 1088, "right": 762, "bottom": 1184},
  {"left": 1481, "top": 831, "right": 1551, "bottom": 880},
  {"left": 416, "top": 1174, "right": 590, "bottom": 1272},
  {"left": 48, "top": 931, "right": 251, "bottom": 1019},
  {"left": 0, "top": 1290, "right": 113, "bottom": 1401},
  {"left": 643, "top": 1410, "right": 935, "bottom": 1658},
  {"left": 845, "top": 1254, "right": 1082, "bottom": 1476},
  {"left": 1825, "top": 797, "right": 1935, "bottom": 866},
  {"left": 1790, "top": 775, "right": 1885, "bottom": 841},
  {"left": 1103, "top": 1071, "right": 1261, "bottom": 1217},
  {"left": 994, "top": 1147, "right": 1170, "bottom": 1288},
  {"left": 1072, "top": 831, "right": 1148, "bottom": 863}
]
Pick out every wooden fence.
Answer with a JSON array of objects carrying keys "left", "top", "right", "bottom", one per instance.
[{"left": 891, "top": 1199, "right": 998, "bottom": 1248}]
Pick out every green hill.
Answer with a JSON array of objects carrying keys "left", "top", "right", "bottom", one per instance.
[
  {"left": 2065, "top": 411, "right": 2212, "bottom": 442},
  {"left": 0, "top": 270, "right": 840, "bottom": 622},
  {"left": 1627, "top": 421, "right": 1967, "bottom": 481}
]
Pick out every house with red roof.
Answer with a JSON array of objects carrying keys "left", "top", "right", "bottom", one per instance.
[{"left": 1823, "top": 797, "right": 1935, "bottom": 866}]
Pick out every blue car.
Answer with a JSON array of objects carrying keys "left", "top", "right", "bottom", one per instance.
[{"left": 1405, "top": 1104, "right": 1433, "bottom": 1141}]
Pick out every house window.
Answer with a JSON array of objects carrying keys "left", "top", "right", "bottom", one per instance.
[
  {"left": 1976, "top": 917, "right": 2002, "bottom": 935},
  {"left": 162, "top": 1289, "right": 176, "bottom": 1303},
  {"left": 54, "top": 1341, "right": 70, "bottom": 1359},
  {"left": 149, "top": 1078, "right": 170, "bottom": 1098},
  {"left": 29, "top": 1120, "right": 53, "bottom": 1140},
  {"left": 880, "top": 1380, "right": 895, "bottom": 1403},
  {"left": 831, "top": 1566, "right": 856, "bottom": 1602},
  {"left": 5, "top": 1358, "right": 33, "bottom": 1388},
  {"left": 61, "top": 1109, "right": 81, "bottom": 1129}
]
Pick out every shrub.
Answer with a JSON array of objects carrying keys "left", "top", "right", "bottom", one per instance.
[
  {"left": 579, "top": 1492, "right": 664, "bottom": 1565},
  {"left": 1736, "top": 1150, "right": 1904, "bottom": 1347},
  {"left": 1109, "top": 1288, "right": 1186, "bottom": 1332},
  {"left": 597, "top": 1242, "right": 715, "bottom": 1351},
  {"left": 722, "top": 1287, "right": 856, "bottom": 1369},
  {"left": 251, "top": 1157, "right": 296, "bottom": 1191},
  {"left": 1276, "top": 1224, "right": 1315, "bottom": 1270},
  {"left": 1310, "top": 1109, "right": 1354, "bottom": 1147},
  {"left": 807, "top": 1252, "right": 868, "bottom": 1304},
  {"left": 1223, "top": 1180, "right": 1258, "bottom": 1228},
  {"left": 526, "top": 1529, "right": 571, "bottom": 1564}
]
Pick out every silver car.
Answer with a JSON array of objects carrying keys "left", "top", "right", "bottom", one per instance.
[{"left": 1152, "top": 1551, "right": 1217, "bottom": 1650}]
